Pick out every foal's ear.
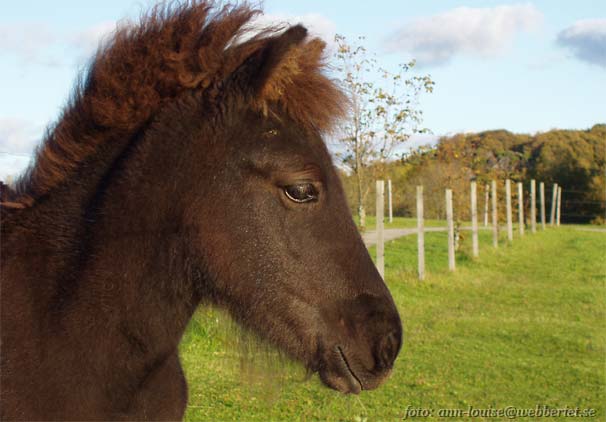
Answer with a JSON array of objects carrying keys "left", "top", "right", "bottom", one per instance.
[{"left": 237, "top": 25, "right": 308, "bottom": 104}]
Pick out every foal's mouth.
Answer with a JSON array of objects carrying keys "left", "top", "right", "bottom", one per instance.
[
  {"left": 318, "top": 346, "right": 363, "bottom": 394},
  {"left": 336, "top": 346, "right": 363, "bottom": 393}
]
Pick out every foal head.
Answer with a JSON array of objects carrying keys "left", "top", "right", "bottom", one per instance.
[
  {"left": 9, "top": 2, "right": 403, "bottom": 395},
  {"left": 163, "top": 25, "right": 403, "bottom": 394}
]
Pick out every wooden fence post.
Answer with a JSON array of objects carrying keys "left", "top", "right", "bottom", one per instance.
[
  {"left": 540, "top": 182, "right": 546, "bottom": 230},
  {"left": 492, "top": 180, "right": 498, "bottom": 248},
  {"left": 417, "top": 186, "right": 425, "bottom": 281},
  {"left": 484, "top": 183, "right": 489, "bottom": 227},
  {"left": 550, "top": 183, "right": 558, "bottom": 226},
  {"left": 376, "top": 180, "right": 385, "bottom": 278},
  {"left": 556, "top": 187, "right": 562, "bottom": 226},
  {"left": 530, "top": 179, "right": 537, "bottom": 233},
  {"left": 517, "top": 182, "right": 525, "bottom": 236},
  {"left": 446, "top": 189, "right": 455, "bottom": 271},
  {"left": 471, "top": 181, "right": 479, "bottom": 258},
  {"left": 388, "top": 179, "right": 393, "bottom": 224},
  {"left": 506, "top": 179, "right": 513, "bottom": 242}
]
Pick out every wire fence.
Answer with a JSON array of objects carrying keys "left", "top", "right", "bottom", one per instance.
[{"left": 370, "top": 178, "right": 603, "bottom": 281}]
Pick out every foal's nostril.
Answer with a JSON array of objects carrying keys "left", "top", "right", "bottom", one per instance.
[{"left": 376, "top": 330, "right": 401, "bottom": 369}]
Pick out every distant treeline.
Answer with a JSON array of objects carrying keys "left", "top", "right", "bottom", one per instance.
[{"left": 340, "top": 124, "right": 605, "bottom": 224}]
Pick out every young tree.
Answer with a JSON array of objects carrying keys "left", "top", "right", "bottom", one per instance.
[{"left": 333, "top": 34, "right": 434, "bottom": 228}]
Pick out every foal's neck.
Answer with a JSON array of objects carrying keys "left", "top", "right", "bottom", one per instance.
[{"left": 45, "top": 134, "right": 202, "bottom": 364}]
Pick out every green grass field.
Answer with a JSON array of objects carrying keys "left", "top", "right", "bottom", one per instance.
[{"left": 180, "top": 227, "right": 605, "bottom": 421}]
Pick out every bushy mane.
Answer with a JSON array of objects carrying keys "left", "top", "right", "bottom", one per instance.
[{"left": 7, "top": 1, "right": 346, "bottom": 207}]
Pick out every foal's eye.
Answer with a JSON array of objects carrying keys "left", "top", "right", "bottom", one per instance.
[{"left": 284, "top": 183, "right": 318, "bottom": 203}]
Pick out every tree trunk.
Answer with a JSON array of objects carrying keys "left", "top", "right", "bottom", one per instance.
[
  {"left": 355, "top": 133, "right": 365, "bottom": 229},
  {"left": 358, "top": 205, "right": 366, "bottom": 229},
  {"left": 356, "top": 169, "right": 366, "bottom": 229}
]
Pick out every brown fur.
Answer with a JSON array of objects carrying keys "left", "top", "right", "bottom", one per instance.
[
  {"left": 1, "top": 2, "right": 401, "bottom": 420},
  {"left": 8, "top": 1, "right": 345, "bottom": 207}
]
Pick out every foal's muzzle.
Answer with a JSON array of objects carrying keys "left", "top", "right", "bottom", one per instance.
[{"left": 318, "top": 294, "right": 402, "bottom": 394}]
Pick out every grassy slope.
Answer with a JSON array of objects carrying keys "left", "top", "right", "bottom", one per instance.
[{"left": 180, "top": 228, "right": 605, "bottom": 421}]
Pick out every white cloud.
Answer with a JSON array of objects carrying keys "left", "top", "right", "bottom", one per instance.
[
  {"left": 0, "top": 118, "right": 41, "bottom": 180},
  {"left": 385, "top": 4, "right": 543, "bottom": 67},
  {"left": 0, "top": 22, "right": 61, "bottom": 66},
  {"left": 0, "top": 117, "right": 44, "bottom": 155},
  {"left": 557, "top": 19, "right": 606, "bottom": 68},
  {"left": 244, "top": 13, "right": 337, "bottom": 50},
  {"left": 69, "top": 21, "right": 117, "bottom": 56},
  {"left": 0, "top": 154, "right": 31, "bottom": 182},
  {"left": 401, "top": 133, "right": 440, "bottom": 152},
  {"left": 0, "top": 118, "right": 43, "bottom": 155},
  {"left": 1, "top": 14, "right": 334, "bottom": 69},
  {"left": 0, "top": 20, "right": 116, "bottom": 67}
]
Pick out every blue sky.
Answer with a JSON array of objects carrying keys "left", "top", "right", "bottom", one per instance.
[{"left": 1, "top": 1, "right": 604, "bottom": 178}]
